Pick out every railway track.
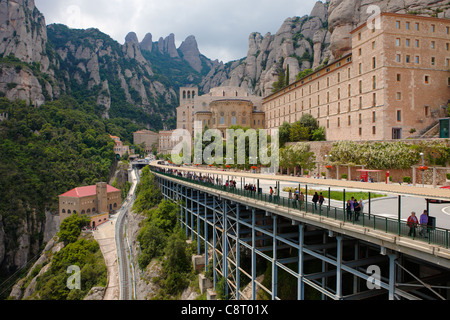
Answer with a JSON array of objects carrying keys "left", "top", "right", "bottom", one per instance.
[{"left": 116, "top": 168, "right": 140, "bottom": 300}]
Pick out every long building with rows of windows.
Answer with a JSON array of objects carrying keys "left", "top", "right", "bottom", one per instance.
[{"left": 263, "top": 13, "right": 450, "bottom": 141}]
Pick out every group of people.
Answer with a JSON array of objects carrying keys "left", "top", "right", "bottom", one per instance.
[
  {"left": 346, "top": 197, "right": 364, "bottom": 221},
  {"left": 285, "top": 188, "right": 305, "bottom": 209},
  {"left": 407, "top": 210, "right": 430, "bottom": 238},
  {"left": 244, "top": 184, "right": 258, "bottom": 193}
]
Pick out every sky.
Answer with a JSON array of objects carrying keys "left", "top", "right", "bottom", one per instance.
[{"left": 34, "top": 0, "right": 319, "bottom": 63}]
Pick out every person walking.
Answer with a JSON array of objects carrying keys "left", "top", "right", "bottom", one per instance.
[
  {"left": 319, "top": 193, "right": 325, "bottom": 207},
  {"left": 312, "top": 192, "right": 319, "bottom": 211},
  {"left": 419, "top": 210, "right": 429, "bottom": 238},
  {"left": 354, "top": 198, "right": 361, "bottom": 221},
  {"left": 407, "top": 212, "right": 419, "bottom": 237},
  {"left": 346, "top": 200, "right": 352, "bottom": 221},
  {"left": 299, "top": 192, "right": 305, "bottom": 210},
  {"left": 269, "top": 187, "right": 274, "bottom": 202}
]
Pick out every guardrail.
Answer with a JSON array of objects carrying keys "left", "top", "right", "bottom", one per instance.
[{"left": 152, "top": 168, "right": 450, "bottom": 250}]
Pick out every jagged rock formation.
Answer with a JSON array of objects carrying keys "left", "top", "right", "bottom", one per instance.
[
  {"left": 179, "top": 35, "right": 203, "bottom": 73},
  {"left": 200, "top": 1, "right": 331, "bottom": 96},
  {"left": 201, "top": 0, "right": 450, "bottom": 95}
]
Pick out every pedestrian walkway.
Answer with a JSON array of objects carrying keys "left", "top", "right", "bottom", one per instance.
[{"left": 93, "top": 216, "right": 119, "bottom": 300}]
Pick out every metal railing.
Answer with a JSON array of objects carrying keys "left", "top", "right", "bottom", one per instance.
[{"left": 153, "top": 168, "right": 450, "bottom": 249}]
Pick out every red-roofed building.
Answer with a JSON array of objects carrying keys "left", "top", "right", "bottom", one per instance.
[{"left": 59, "top": 182, "right": 122, "bottom": 228}]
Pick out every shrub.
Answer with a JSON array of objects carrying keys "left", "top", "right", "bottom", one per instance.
[{"left": 403, "top": 177, "right": 412, "bottom": 184}]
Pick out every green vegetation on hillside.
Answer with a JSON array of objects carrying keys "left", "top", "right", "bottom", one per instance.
[
  {"left": 0, "top": 95, "right": 144, "bottom": 284},
  {"left": 133, "top": 168, "right": 196, "bottom": 299},
  {"left": 22, "top": 214, "right": 107, "bottom": 300}
]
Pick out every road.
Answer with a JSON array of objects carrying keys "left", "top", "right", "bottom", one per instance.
[{"left": 116, "top": 167, "right": 140, "bottom": 300}]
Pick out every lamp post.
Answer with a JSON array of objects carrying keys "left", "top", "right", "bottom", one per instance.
[{"left": 420, "top": 152, "right": 424, "bottom": 187}]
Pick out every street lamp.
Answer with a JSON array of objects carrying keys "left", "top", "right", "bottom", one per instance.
[{"left": 420, "top": 152, "right": 424, "bottom": 187}]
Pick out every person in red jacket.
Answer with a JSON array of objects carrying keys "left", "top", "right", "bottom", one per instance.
[{"left": 407, "top": 212, "right": 419, "bottom": 237}]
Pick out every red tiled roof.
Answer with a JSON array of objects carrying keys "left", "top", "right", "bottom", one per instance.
[{"left": 59, "top": 185, "right": 120, "bottom": 198}]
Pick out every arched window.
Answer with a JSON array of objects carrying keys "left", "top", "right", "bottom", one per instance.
[
  {"left": 114, "top": 203, "right": 117, "bottom": 208},
  {"left": 62, "top": 209, "right": 66, "bottom": 214},
  {"left": 68, "top": 210, "right": 71, "bottom": 214},
  {"left": 81, "top": 210, "right": 86, "bottom": 214},
  {"left": 92, "top": 208, "right": 96, "bottom": 212},
  {"left": 183, "top": 91, "right": 186, "bottom": 99},
  {"left": 87, "top": 209, "right": 91, "bottom": 213}
]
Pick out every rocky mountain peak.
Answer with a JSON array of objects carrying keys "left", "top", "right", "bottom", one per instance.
[
  {"left": 140, "top": 33, "right": 153, "bottom": 52},
  {"left": 179, "top": 35, "right": 202, "bottom": 73}
]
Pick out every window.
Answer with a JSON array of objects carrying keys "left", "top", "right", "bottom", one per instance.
[
  {"left": 372, "top": 41, "right": 376, "bottom": 49},
  {"left": 348, "top": 115, "right": 351, "bottom": 126},
  {"left": 373, "top": 76, "right": 376, "bottom": 89},
  {"left": 406, "top": 39, "right": 410, "bottom": 47},
  {"left": 359, "top": 48, "right": 362, "bottom": 56},
  {"left": 373, "top": 126, "right": 376, "bottom": 135},
  {"left": 359, "top": 127, "right": 362, "bottom": 136},
  {"left": 424, "top": 75, "right": 430, "bottom": 84},
  {"left": 415, "top": 39, "right": 420, "bottom": 48},
  {"left": 373, "top": 111, "right": 376, "bottom": 123},
  {"left": 415, "top": 56, "right": 420, "bottom": 64},
  {"left": 348, "top": 84, "right": 351, "bottom": 97},
  {"left": 431, "top": 24, "right": 435, "bottom": 33},
  {"left": 338, "top": 117, "right": 341, "bottom": 128},
  {"left": 396, "top": 92, "right": 402, "bottom": 100},
  {"left": 396, "top": 21, "right": 400, "bottom": 29},
  {"left": 359, "top": 63, "right": 362, "bottom": 75},
  {"left": 406, "top": 55, "right": 410, "bottom": 63},
  {"left": 447, "top": 58, "right": 450, "bottom": 67},
  {"left": 359, "top": 113, "right": 362, "bottom": 125},
  {"left": 425, "top": 106, "right": 430, "bottom": 118},
  {"left": 431, "top": 41, "right": 435, "bottom": 49},
  {"left": 415, "top": 23, "right": 419, "bottom": 31},
  {"left": 397, "top": 110, "right": 402, "bottom": 122},
  {"left": 220, "top": 117, "right": 225, "bottom": 125},
  {"left": 406, "top": 22, "right": 410, "bottom": 30},
  {"left": 359, "top": 80, "right": 363, "bottom": 94},
  {"left": 447, "top": 27, "right": 450, "bottom": 34},
  {"left": 397, "top": 73, "right": 401, "bottom": 82},
  {"left": 396, "top": 54, "right": 401, "bottom": 63},
  {"left": 372, "top": 93, "right": 377, "bottom": 107},
  {"left": 358, "top": 32, "right": 361, "bottom": 40},
  {"left": 372, "top": 57, "right": 376, "bottom": 69},
  {"left": 431, "top": 57, "right": 435, "bottom": 66},
  {"left": 396, "top": 38, "right": 400, "bottom": 46}
]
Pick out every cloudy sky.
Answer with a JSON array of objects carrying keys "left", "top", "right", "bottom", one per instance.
[{"left": 34, "top": 0, "right": 319, "bottom": 63}]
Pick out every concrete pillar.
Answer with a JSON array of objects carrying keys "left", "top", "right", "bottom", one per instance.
[
  {"left": 298, "top": 224, "right": 305, "bottom": 300},
  {"left": 272, "top": 215, "right": 278, "bottom": 300},
  {"left": 336, "top": 236, "right": 343, "bottom": 300}
]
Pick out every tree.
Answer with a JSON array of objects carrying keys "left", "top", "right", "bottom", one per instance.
[
  {"left": 290, "top": 122, "right": 310, "bottom": 142},
  {"left": 58, "top": 214, "right": 91, "bottom": 245},
  {"left": 279, "top": 122, "right": 292, "bottom": 147}
]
